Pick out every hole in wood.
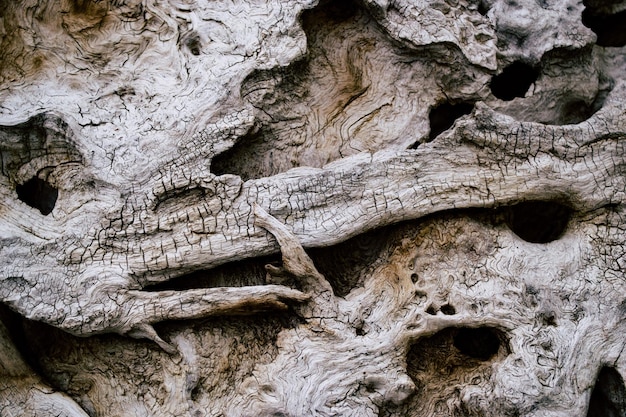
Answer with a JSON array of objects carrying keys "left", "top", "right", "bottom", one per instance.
[
  {"left": 318, "top": 0, "right": 360, "bottom": 22},
  {"left": 0, "top": 114, "right": 82, "bottom": 188},
  {"left": 490, "top": 61, "right": 539, "bottom": 101},
  {"left": 537, "top": 309, "right": 557, "bottom": 326},
  {"left": 184, "top": 33, "right": 202, "bottom": 55},
  {"left": 405, "top": 326, "right": 509, "bottom": 413},
  {"left": 210, "top": 128, "right": 273, "bottom": 181},
  {"left": 559, "top": 99, "right": 598, "bottom": 125},
  {"left": 476, "top": 0, "right": 490, "bottom": 15},
  {"left": 427, "top": 101, "right": 475, "bottom": 141},
  {"left": 586, "top": 367, "right": 626, "bottom": 417},
  {"left": 0, "top": 303, "right": 44, "bottom": 376},
  {"left": 504, "top": 200, "right": 571, "bottom": 244},
  {"left": 308, "top": 226, "right": 389, "bottom": 297},
  {"left": 582, "top": 5, "right": 626, "bottom": 47},
  {"left": 153, "top": 187, "right": 211, "bottom": 211},
  {"left": 440, "top": 304, "right": 456, "bottom": 315},
  {"left": 189, "top": 379, "right": 203, "bottom": 401},
  {"left": 210, "top": 0, "right": 392, "bottom": 179},
  {"left": 453, "top": 327, "right": 502, "bottom": 361},
  {"left": 16, "top": 176, "right": 58, "bottom": 215},
  {"left": 142, "top": 255, "right": 278, "bottom": 291}
]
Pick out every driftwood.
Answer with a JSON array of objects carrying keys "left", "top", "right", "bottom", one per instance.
[{"left": 0, "top": 0, "right": 625, "bottom": 415}]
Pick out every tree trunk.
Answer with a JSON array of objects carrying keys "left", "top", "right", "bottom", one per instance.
[{"left": 1, "top": 0, "right": 625, "bottom": 415}]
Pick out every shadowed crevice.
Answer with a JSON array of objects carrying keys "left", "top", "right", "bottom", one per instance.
[
  {"left": 490, "top": 61, "right": 539, "bottom": 101},
  {"left": 587, "top": 367, "right": 626, "bottom": 417},
  {"left": 407, "top": 326, "right": 509, "bottom": 372},
  {"left": 308, "top": 225, "right": 390, "bottom": 297},
  {"left": 0, "top": 113, "right": 82, "bottom": 179},
  {"left": 210, "top": 126, "right": 280, "bottom": 182},
  {"left": 427, "top": 101, "right": 475, "bottom": 141},
  {"left": 476, "top": 0, "right": 491, "bottom": 15},
  {"left": 0, "top": 113, "right": 83, "bottom": 215},
  {"left": 209, "top": 0, "right": 366, "bottom": 181},
  {"left": 16, "top": 176, "right": 58, "bottom": 215},
  {"left": 181, "top": 31, "right": 202, "bottom": 55},
  {"left": 453, "top": 327, "right": 501, "bottom": 361},
  {"left": 0, "top": 303, "right": 50, "bottom": 383},
  {"left": 582, "top": 5, "right": 626, "bottom": 47},
  {"left": 503, "top": 200, "right": 571, "bottom": 244},
  {"left": 143, "top": 227, "right": 389, "bottom": 298},
  {"left": 402, "top": 326, "right": 510, "bottom": 415},
  {"left": 142, "top": 255, "right": 279, "bottom": 291}
]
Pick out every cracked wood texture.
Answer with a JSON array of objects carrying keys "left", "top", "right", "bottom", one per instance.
[{"left": 0, "top": 0, "right": 626, "bottom": 415}]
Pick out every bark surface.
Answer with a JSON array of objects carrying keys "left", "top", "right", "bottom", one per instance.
[{"left": 0, "top": 0, "right": 626, "bottom": 416}]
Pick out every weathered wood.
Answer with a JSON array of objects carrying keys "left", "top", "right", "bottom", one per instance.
[{"left": 0, "top": 0, "right": 625, "bottom": 415}]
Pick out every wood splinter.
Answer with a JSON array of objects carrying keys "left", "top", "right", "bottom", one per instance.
[
  {"left": 121, "top": 285, "right": 310, "bottom": 354},
  {"left": 253, "top": 204, "right": 334, "bottom": 299}
]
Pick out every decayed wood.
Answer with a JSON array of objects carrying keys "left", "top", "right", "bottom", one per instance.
[
  {"left": 0, "top": 0, "right": 625, "bottom": 415},
  {"left": 0, "top": 319, "right": 90, "bottom": 417}
]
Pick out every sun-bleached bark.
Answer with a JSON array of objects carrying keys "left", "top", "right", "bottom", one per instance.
[{"left": 0, "top": 0, "right": 625, "bottom": 416}]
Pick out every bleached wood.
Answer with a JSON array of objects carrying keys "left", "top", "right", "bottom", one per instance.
[{"left": 0, "top": 0, "right": 624, "bottom": 415}]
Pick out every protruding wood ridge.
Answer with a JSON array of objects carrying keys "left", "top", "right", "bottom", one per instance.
[{"left": 0, "top": 0, "right": 625, "bottom": 415}]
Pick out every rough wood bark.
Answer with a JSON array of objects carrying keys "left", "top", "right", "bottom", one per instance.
[{"left": 0, "top": 0, "right": 625, "bottom": 416}]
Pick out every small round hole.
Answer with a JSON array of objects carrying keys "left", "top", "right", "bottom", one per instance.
[
  {"left": 453, "top": 327, "right": 501, "bottom": 361},
  {"left": 504, "top": 201, "right": 571, "bottom": 243},
  {"left": 490, "top": 61, "right": 539, "bottom": 101},
  {"left": 184, "top": 33, "right": 202, "bottom": 55},
  {"left": 16, "top": 176, "right": 58, "bottom": 215},
  {"left": 425, "top": 305, "right": 437, "bottom": 315},
  {"left": 440, "top": 304, "right": 456, "bottom": 315}
]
